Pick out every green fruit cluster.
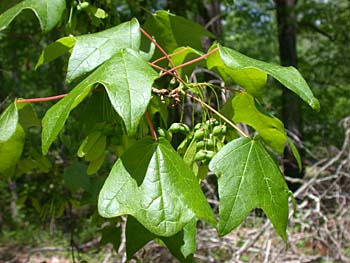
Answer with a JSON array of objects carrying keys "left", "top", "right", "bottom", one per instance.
[
  {"left": 168, "top": 123, "right": 191, "bottom": 134},
  {"left": 192, "top": 119, "right": 227, "bottom": 164}
]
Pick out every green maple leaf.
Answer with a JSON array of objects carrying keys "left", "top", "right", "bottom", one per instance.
[
  {"left": 209, "top": 137, "right": 289, "bottom": 240},
  {"left": 98, "top": 137, "right": 215, "bottom": 237},
  {"left": 232, "top": 92, "right": 286, "bottom": 154},
  {"left": 0, "top": 0, "right": 65, "bottom": 33},
  {"left": 42, "top": 49, "right": 158, "bottom": 154},
  {"left": 217, "top": 45, "right": 320, "bottom": 110},
  {"left": 0, "top": 102, "right": 18, "bottom": 142}
]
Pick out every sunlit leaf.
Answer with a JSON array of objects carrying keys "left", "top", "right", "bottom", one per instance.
[
  {"left": 217, "top": 45, "right": 320, "bottom": 110},
  {"left": 66, "top": 18, "right": 140, "bottom": 83},
  {"left": 102, "top": 49, "right": 158, "bottom": 135},
  {"left": 0, "top": 0, "right": 65, "bottom": 33},
  {"left": 207, "top": 46, "right": 267, "bottom": 97},
  {"left": 209, "top": 137, "right": 289, "bottom": 240},
  {"left": 0, "top": 102, "right": 18, "bottom": 142},
  {"left": 98, "top": 137, "right": 215, "bottom": 237},
  {"left": 232, "top": 92, "right": 286, "bottom": 154}
]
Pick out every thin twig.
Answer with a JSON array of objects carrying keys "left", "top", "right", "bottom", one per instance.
[
  {"left": 140, "top": 28, "right": 181, "bottom": 80},
  {"left": 186, "top": 92, "right": 249, "bottom": 138},
  {"left": 160, "top": 47, "right": 219, "bottom": 77},
  {"left": 16, "top": 94, "right": 68, "bottom": 103},
  {"left": 148, "top": 62, "right": 176, "bottom": 77},
  {"left": 150, "top": 47, "right": 188, "bottom": 65},
  {"left": 145, "top": 111, "right": 158, "bottom": 141}
]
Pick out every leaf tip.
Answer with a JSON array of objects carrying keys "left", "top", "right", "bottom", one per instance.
[
  {"left": 310, "top": 97, "right": 320, "bottom": 111},
  {"left": 41, "top": 141, "right": 49, "bottom": 156}
]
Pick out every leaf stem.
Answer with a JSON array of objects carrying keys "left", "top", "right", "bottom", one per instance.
[
  {"left": 185, "top": 92, "right": 249, "bottom": 138},
  {"left": 141, "top": 28, "right": 181, "bottom": 79},
  {"left": 150, "top": 47, "right": 188, "bottom": 65},
  {"left": 145, "top": 111, "right": 158, "bottom": 141},
  {"left": 160, "top": 47, "right": 219, "bottom": 77},
  {"left": 148, "top": 62, "right": 176, "bottom": 77},
  {"left": 16, "top": 94, "right": 68, "bottom": 103}
]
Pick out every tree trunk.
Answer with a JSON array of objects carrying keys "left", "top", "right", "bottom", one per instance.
[
  {"left": 274, "top": 0, "right": 303, "bottom": 191},
  {"left": 9, "top": 180, "right": 20, "bottom": 223}
]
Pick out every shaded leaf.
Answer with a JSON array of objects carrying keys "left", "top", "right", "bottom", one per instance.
[
  {"left": 100, "top": 224, "right": 122, "bottom": 252},
  {"left": 29, "top": 149, "right": 52, "bottom": 173},
  {"left": 232, "top": 92, "right": 286, "bottom": 154},
  {"left": 0, "top": 102, "right": 18, "bottom": 142},
  {"left": 77, "top": 131, "right": 103, "bottom": 158},
  {"left": 84, "top": 135, "right": 106, "bottom": 161},
  {"left": 98, "top": 137, "right": 215, "bottom": 237},
  {"left": 82, "top": 177, "right": 105, "bottom": 205},
  {"left": 36, "top": 36, "right": 76, "bottom": 69},
  {"left": 86, "top": 153, "right": 105, "bottom": 175},
  {"left": 143, "top": 11, "right": 214, "bottom": 53},
  {"left": 126, "top": 216, "right": 155, "bottom": 259},
  {"left": 85, "top": 4, "right": 108, "bottom": 20},
  {"left": 209, "top": 137, "right": 289, "bottom": 240},
  {"left": 217, "top": 45, "right": 320, "bottom": 110},
  {"left": 63, "top": 161, "right": 90, "bottom": 191},
  {"left": 66, "top": 18, "right": 140, "bottom": 83},
  {"left": 0, "top": 125, "right": 25, "bottom": 173},
  {"left": 18, "top": 103, "right": 41, "bottom": 129},
  {"left": 126, "top": 216, "right": 195, "bottom": 262},
  {"left": 0, "top": 0, "right": 65, "bottom": 33}
]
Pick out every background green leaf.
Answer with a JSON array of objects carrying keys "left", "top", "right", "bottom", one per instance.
[
  {"left": 98, "top": 137, "right": 215, "bottom": 237},
  {"left": 63, "top": 161, "right": 91, "bottom": 192},
  {"left": 209, "top": 137, "right": 289, "bottom": 240},
  {"left": 0, "top": 102, "right": 18, "bottom": 142},
  {"left": 143, "top": 10, "right": 214, "bottom": 53},
  {"left": 66, "top": 18, "right": 140, "bottom": 83},
  {"left": 287, "top": 137, "right": 302, "bottom": 172},
  {"left": 0, "top": 0, "right": 65, "bottom": 33}
]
